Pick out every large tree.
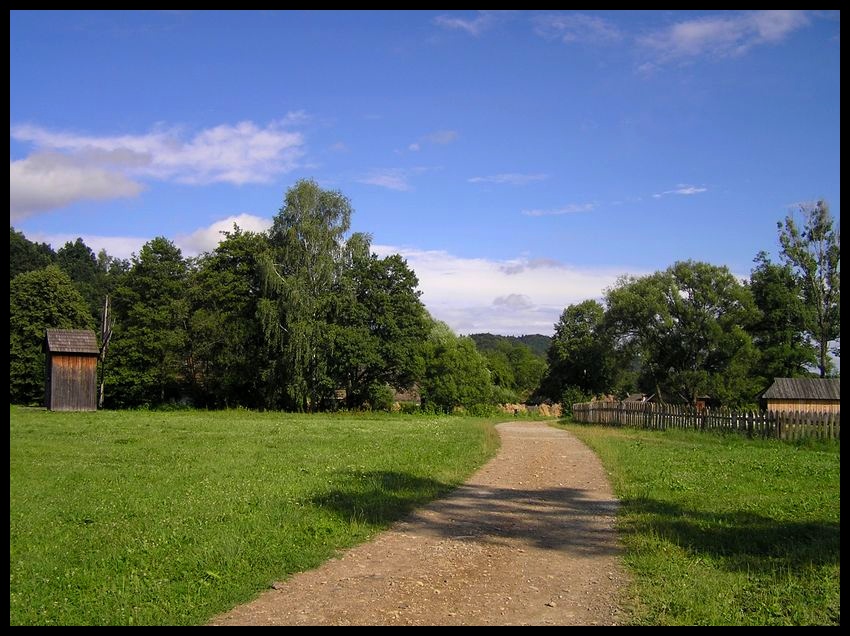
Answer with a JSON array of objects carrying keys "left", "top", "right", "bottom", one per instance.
[
  {"left": 108, "top": 237, "right": 189, "bottom": 407},
  {"left": 260, "top": 179, "right": 359, "bottom": 411},
  {"left": 10, "top": 227, "right": 55, "bottom": 279},
  {"left": 748, "top": 251, "right": 816, "bottom": 383},
  {"left": 539, "top": 299, "right": 614, "bottom": 401},
  {"left": 605, "top": 261, "right": 760, "bottom": 407},
  {"left": 56, "top": 237, "right": 101, "bottom": 319},
  {"left": 10, "top": 266, "right": 94, "bottom": 404},
  {"left": 187, "top": 227, "right": 271, "bottom": 408},
  {"left": 420, "top": 321, "right": 493, "bottom": 412},
  {"left": 778, "top": 201, "right": 840, "bottom": 377}
]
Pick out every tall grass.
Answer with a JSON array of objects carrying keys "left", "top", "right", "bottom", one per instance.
[
  {"left": 560, "top": 422, "right": 840, "bottom": 626},
  {"left": 9, "top": 407, "right": 500, "bottom": 625}
]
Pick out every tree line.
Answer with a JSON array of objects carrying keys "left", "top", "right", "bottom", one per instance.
[
  {"left": 9, "top": 184, "right": 839, "bottom": 412},
  {"left": 537, "top": 201, "right": 840, "bottom": 410},
  {"left": 10, "top": 180, "right": 536, "bottom": 412}
]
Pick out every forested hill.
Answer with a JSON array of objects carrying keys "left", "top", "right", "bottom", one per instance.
[{"left": 469, "top": 333, "right": 551, "bottom": 359}]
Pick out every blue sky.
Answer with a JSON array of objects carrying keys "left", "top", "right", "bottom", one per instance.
[{"left": 10, "top": 10, "right": 841, "bottom": 335}]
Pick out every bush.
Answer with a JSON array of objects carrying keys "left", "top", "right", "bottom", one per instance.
[
  {"left": 367, "top": 382, "right": 395, "bottom": 412},
  {"left": 560, "top": 385, "right": 591, "bottom": 417}
]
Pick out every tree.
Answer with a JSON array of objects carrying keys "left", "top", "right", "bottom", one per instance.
[
  {"left": 778, "top": 201, "right": 840, "bottom": 377},
  {"left": 748, "top": 251, "right": 816, "bottom": 383},
  {"left": 187, "top": 227, "right": 271, "bottom": 408},
  {"left": 605, "top": 261, "right": 760, "bottom": 407},
  {"left": 56, "top": 238, "right": 101, "bottom": 319},
  {"left": 10, "top": 266, "right": 93, "bottom": 404},
  {"left": 260, "top": 179, "right": 356, "bottom": 411},
  {"left": 332, "top": 247, "right": 429, "bottom": 408},
  {"left": 421, "top": 320, "right": 493, "bottom": 412},
  {"left": 10, "top": 227, "right": 55, "bottom": 279},
  {"left": 108, "top": 237, "right": 189, "bottom": 407},
  {"left": 539, "top": 300, "right": 614, "bottom": 401}
]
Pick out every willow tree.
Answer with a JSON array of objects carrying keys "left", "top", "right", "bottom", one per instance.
[{"left": 260, "top": 179, "right": 364, "bottom": 411}]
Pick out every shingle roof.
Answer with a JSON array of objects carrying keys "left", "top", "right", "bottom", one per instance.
[
  {"left": 44, "top": 329, "right": 99, "bottom": 354},
  {"left": 762, "top": 377, "right": 840, "bottom": 401}
]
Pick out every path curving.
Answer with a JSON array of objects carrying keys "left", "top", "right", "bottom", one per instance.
[{"left": 210, "top": 421, "right": 628, "bottom": 626}]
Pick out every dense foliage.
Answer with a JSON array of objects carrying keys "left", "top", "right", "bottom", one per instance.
[{"left": 9, "top": 190, "right": 839, "bottom": 411}]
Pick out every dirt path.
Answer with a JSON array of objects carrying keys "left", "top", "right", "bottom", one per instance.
[{"left": 210, "top": 421, "right": 628, "bottom": 626}]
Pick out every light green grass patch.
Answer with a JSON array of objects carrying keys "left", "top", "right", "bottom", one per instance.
[
  {"left": 10, "top": 407, "right": 500, "bottom": 625},
  {"left": 558, "top": 422, "right": 839, "bottom": 626}
]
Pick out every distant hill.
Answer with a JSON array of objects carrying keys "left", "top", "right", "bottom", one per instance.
[{"left": 468, "top": 333, "right": 551, "bottom": 359}]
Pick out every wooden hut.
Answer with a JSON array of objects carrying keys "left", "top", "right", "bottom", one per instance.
[
  {"left": 759, "top": 377, "right": 840, "bottom": 414},
  {"left": 43, "top": 329, "right": 99, "bottom": 411}
]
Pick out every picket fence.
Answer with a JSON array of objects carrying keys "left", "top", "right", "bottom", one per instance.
[{"left": 571, "top": 401, "right": 840, "bottom": 441}]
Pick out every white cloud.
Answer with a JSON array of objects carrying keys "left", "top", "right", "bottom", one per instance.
[
  {"left": 408, "top": 143, "right": 421, "bottom": 152},
  {"left": 424, "top": 130, "right": 458, "bottom": 145},
  {"left": 653, "top": 184, "right": 708, "bottom": 198},
  {"left": 373, "top": 245, "right": 632, "bottom": 335},
  {"left": 11, "top": 117, "right": 305, "bottom": 187},
  {"left": 640, "top": 10, "right": 809, "bottom": 62},
  {"left": 357, "top": 169, "right": 413, "bottom": 191},
  {"left": 468, "top": 173, "right": 549, "bottom": 185},
  {"left": 534, "top": 13, "right": 621, "bottom": 44},
  {"left": 434, "top": 11, "right": 500, "bottom": 36},
  {"left": 176, "top": 214, "right": 273, "bottom": 256},
  {"left": 522, "top": 203, "right": 595, "bottom": 217},
  {"left": 330, "top": 141, "right": 349, "bottom": 153},
  {"left": 10, "top": 152, "right": 144, "bottom": 220}
]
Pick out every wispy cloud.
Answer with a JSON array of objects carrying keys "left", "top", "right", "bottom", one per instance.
[
  {"left": 356, "top": 167, "right": 432, "bottom": 192},
  {"left": 373, "top": 245, "right": 633, "bottom": 335},
  {"left": 468, "top": 173, "right": 549, "bottom": 185},
  {"left": 10, "top": 152, "right": 144, "bottom": 220},
  {"left": 522, "top": 203, "right": 595, "bottom": 217},
  {"left": 434, "top": 11, "right": 501, "bottom": 36},
  {"left": 652, "top": 184, "right": 708, "bottom": 198},
  {"left": 406, "top": 129, "right": 458, "bottom": 153},
  {"left": 534, "top": 13, "right": 622, "bottom": 44},
  {"left": 640, "top": 10, "right": 810, "bottom": 64}
]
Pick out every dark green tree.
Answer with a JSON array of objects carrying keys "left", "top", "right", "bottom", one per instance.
[
  {"left": 10, "top": 227, "right": 55, "bottom": 279},
  {"left": 56, "top": 238, "right": 101, "bottom": 319},
  {"left": 539, "top": 300, "right": 613, "bottom": 401},
  {"left": 10, "top": 266, "right": 94, "bottom": 404},
  {"left": 108, "top": 237, "right": 189, "bottom": 407},
  {"left": 778, "top": 201, "right": 840, "bottom": 377},
  {"left": 605, "top": 261, "right": 760, "bottom": 407},
  {"left": 187, "top": 227, "right": 271, "bottom": 408},
  {"left": 748, "top": 251, "right": 817, "bottom": 383}
]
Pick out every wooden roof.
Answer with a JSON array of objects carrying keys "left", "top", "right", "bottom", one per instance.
[
  {"left": 44, "top": 329, "right": 99, "bottom": 354},
  {"left": 762, "top": 377, "right": 840, "bottom": 401}
]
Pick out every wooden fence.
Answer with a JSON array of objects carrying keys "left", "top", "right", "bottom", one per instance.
[{"left": 571, "top": 401, "right": 840, "bottom": 441}]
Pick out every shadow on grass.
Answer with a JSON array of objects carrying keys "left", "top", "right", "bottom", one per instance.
[
  {"left": 622, "top": 497, "right": 840, "bottom": 572},
  {"left": 311, "top": 470, "right": 622, "bottom": 557}
]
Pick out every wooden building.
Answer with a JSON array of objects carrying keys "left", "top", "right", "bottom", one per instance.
[
  {"left": 43, "top": 329, "right": 99, "bottom": 411},
  {"left": 760, "top": 377, "right": 841, "bottom": 414}
]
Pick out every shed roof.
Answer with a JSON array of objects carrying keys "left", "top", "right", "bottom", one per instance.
[
  {"left": 762, "top": 377, "right": 840, "bottom": 401},
  {"left": 44, "top": 329, "right": 99, "bottom": 354}
]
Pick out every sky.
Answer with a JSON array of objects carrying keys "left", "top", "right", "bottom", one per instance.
[{"left": 10, "top": 10, "right": 841, "bottom": 336}]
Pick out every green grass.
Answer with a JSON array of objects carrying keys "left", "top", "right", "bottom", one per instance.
[
  {"left": 558, "top": 422, "right": 840, "bottom": 626},
  {"left": 9, "top": 406, "right": 500, "bottom": 626}
]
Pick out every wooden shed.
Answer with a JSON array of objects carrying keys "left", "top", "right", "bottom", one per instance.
[
  {"left": 43, "top": 329, "right": 99, "bottom": 411},
  {"left": 760, "top": 377, "right": 841, "bottom": 414}
]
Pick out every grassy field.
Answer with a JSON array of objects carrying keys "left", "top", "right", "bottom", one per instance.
[
  {"left": 560, "top": 422, "right": 840, "bottom": 626},
  {"left": 9, "top": 406, "right": 500, "bottom": 626}
]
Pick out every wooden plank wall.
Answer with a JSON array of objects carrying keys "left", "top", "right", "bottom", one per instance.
[{"left": 48, "top": 354, "right": 97, "bottom": 411}]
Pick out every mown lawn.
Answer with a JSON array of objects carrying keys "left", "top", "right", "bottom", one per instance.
[
  {"left": 559, "top": 421, "right": 840, "bottom": 626},
  {"left": 9, "top": 407, "right": 500, "bottom": 625}
]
